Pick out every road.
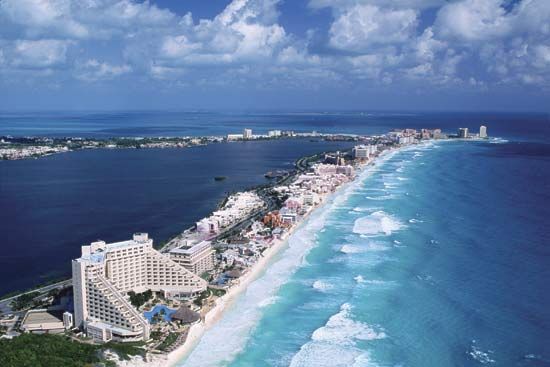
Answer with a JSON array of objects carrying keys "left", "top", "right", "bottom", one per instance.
[{"left": 0, "top": 279, "right": 72, "bottom": 315}]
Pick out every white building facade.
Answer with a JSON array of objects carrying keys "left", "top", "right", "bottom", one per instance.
[
  {"left": 72, "top": 233, "right": 207, "bottom": 343},
  {"left": 352, "top": 145, "right": 377, "bottom": 159},
  {"left": 479, "top": 125, "right": 487, "bottom": 138},
  {"left": 170, "top": 241, "right": 216, "bottom": 275}
]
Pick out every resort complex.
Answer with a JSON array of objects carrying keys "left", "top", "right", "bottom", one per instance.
[{"left": 71, "top": 233, "right": 207, "bottom": 342}]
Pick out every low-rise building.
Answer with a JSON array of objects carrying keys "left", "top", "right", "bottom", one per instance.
[
  {"left": 227, "top": 134, "right": 242, "bottom": 141},
  {"left": 63, "top": 311, "right": 73, "bottom": 329},
  {"left": 170, "top": 241, "right": 216, "bottom": 275},
  {"left": 20, "top": 309, "right": 65, "bottom": 334}
]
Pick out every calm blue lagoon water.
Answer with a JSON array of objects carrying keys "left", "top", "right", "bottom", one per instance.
[
  {"left": 0, "top": 139, "right": 354, "bottom": 296},
  {"left": 180, "top": 122, "right": 550, "bottom": 366}
]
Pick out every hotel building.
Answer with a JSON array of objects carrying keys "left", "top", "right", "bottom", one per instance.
[
  {"left": 72, "top": 233, "right": 207, "bottom": 343},
  {"left": 170, "top": 241, "right": 216, "bottom": 275},
  {"left": 352, "top": 145, "right": 377, "bottom": 159},
  {"left": 479, "top": 125, "right": 488, "bottom": 138},
  {"left": 458, "top": 127, "right": 469, "bottom": 138}
]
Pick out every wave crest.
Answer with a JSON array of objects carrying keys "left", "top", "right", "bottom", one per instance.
[
  {"left": 353, "top": 211, "right": 405, "bottom": 236},
  {"left": 290, "top": 303, "right": 386, "bottom": 367}
]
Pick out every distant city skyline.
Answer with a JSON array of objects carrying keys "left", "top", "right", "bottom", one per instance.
[{"left": 0, "top": 0, "right": 549, "bottom": 111}]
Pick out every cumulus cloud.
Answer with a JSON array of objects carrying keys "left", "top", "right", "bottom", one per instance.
[
  {"left": 329, "top": 5, "right": 418, "bottom": 51},
  {"left": 434, "top": 0, "right": 513, "bottom": 41},
  {"left": 75, "top": 59, "right": 132, "bottom": 81},
  {"left": 309, "top": 0, "right": 444, "bottom": 11},
  {"left": 12, "top": 39, "right": 70, "bottom": 68}
]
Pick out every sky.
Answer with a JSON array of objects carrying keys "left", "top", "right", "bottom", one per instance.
[{"left": 0, "top": 0, "right": 549, "bottom": 111}]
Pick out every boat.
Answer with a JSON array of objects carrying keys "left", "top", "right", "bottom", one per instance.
[{"left": 214, "top": 176, "right": 227, "bottom": 181}]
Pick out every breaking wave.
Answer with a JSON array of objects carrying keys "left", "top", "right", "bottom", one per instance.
[
  {"left": 468, "top": 340, "right": 496, "bottom": 364},
  {"left": 353, "top": 211, "right": 405, "bottom": 236},
  {"left": 289, "top": 303, "right": 386, "bottom": 367}
]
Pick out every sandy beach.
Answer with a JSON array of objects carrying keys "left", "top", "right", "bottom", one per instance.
[
  {"left": 116, "top": 223, "right": 300, "bottom": 367},
  {"left": 118, "top": 150, "right": 393, "bottom": 367}
]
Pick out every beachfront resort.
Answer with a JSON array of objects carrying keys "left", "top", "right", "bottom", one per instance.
[{"left": 0, "top": 126, "right": 488, "bottom": 365}]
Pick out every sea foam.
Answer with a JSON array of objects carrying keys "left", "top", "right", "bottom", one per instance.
[
  {"left": 340, "top": 244, "right": 364, "bottom": 254},
  {"left": 289, "top": 303, "right": 385, "bottom": 367},
  {"left": 312, "top": 280, "right": 334, "bottom": 292},
  {"left": 353, "top": 211, "right": 404, "bottom": 236}
]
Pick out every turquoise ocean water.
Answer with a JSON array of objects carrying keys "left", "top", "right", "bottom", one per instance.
[{"left": 180, "top": 138, "right": 550, "bottom": 367}]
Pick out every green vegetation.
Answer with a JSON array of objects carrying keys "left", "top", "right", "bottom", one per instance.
[
  {"left": 150, "top": 331, "right": 163, "bottom": 341},
  {"left": 0, "top": 333, "right": 102, "bottom": 367},
  {"left": 157, "top": 332, "right": 178, "bottom": 351},
  {"left": 128, "top": 289, "right": 153, "bottom": 309},
  {"left": 0, "top": 334, "right": 145, "bottom": 367},
  {"left": 10, "top": 292, "right": 40, "bottom": 311},
  {"left": 193, "top": 290, "right": 210, "bottom": 306},
  {"left": 209, "top": 288, "right": 227, "bottom": 297}
]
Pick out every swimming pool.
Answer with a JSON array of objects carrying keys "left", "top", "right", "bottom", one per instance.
[{"left": 143, "top": 304, "right": 177, "bottom": 323}]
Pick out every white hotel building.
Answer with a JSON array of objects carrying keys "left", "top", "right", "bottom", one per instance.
[
  {"left": 72, "top": 233, "right": 207, "bottom": 343},
  {"left": 352, "top": 145, "right": 377, "bottom": 159},
  {"left": 170, "top": 240, "right": 216, "bottom": 275}
]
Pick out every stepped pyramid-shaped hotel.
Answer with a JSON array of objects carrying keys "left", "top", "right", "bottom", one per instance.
[{"left": 72, "top": 233, "right": 207, "bottom": 342}]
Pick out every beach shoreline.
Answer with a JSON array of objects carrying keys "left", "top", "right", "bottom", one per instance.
[{"left": 120, "top": 147, "right": 401, "bottom": 367}]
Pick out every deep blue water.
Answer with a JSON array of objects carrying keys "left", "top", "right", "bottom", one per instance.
[
  {"left": 0, "top": 111, "right": 547, "bottom": 142},
  {"left": 0, "top": 139, "right": 354, "bottom": 296},
  {"left": 179, "top": 121, "right": 550, "bottom": 366}
]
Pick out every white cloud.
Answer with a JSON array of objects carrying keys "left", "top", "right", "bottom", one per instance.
[
  {"left": 160, "top": 35, "right": 201, "bottom": 59},
  {"left": 75, "top": 59, "right": 131, "bottom": 81},
  {"left": 12, "top": 39, "right": 69, "bottom": 67},
  {"left": 0, "top": 0, "right": 176, "bottom": 40},
  {"left": 329, "top": 5, "right": 418, "bottom": 52},
  {"left": 277, "top": 46, "right": 320, "bottom": 65},
  {"left": 434, "top": 0, "right": 550, "bottom": 42},
  {"left": 533, "top": 45, "right": 550, "bottom": 68},
  {"left": 0, "top": 0, "right": 89, "bottom": 38},
  {"left": 434, "top": 0, "right": 513, "bottom": 41},
  {"left": 414, "top": 27, "right": 447, "bottom": 62},
  {"left": 309, "top": 0, "right": 444, "bottom": 11},
  {"left": 148, "top": 0, "right": 288, "bottom": 68}
]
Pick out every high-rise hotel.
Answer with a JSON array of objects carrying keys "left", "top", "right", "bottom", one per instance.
[{"left": 72, "top": 233, "right": 207, "bottom": 342}]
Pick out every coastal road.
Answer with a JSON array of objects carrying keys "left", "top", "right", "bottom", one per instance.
[{"left": 0, "top": 279, "right": 72, "bottom": 315}]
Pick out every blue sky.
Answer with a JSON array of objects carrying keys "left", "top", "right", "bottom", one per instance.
[{"left": 0, "top": 0, "right": 549, "bottom": 111}]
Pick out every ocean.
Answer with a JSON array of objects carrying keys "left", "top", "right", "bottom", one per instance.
[
  {"left": 179, "top": 124, "right": 550, "bottom": 365},
  {"left": 2, "top": 111, "right": 549, "bottom": 366}
]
